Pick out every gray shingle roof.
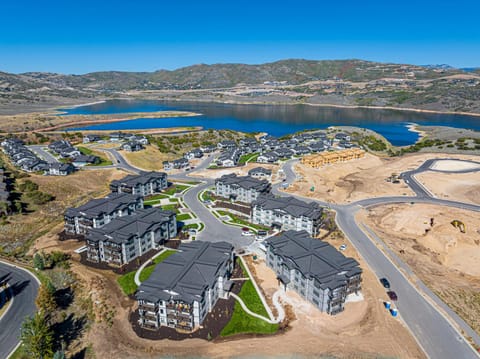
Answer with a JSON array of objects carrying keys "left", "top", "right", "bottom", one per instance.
[
  {"left": 86, "top": 208, "right": 175, "bottom": 244},
  {"left": 248, "top": 167, "right": 272, "bottom": 176},
  {"left": 265, "top": 230, "right": 361, "bottom": 290},
  {"left": 216, "top": 173, "right": 270, "bottom": 192},
  {"left": 252, "top": 195, "right": 323, "bottom": 220},
  {"left": 136, "top": 241, "right": 233, "bottom": 303},
  {"left": 110, "top": 171, "right": 167, "bottom": 188},
  {"left": 65, "top": 192, "right": 142, "bottom": 219}
]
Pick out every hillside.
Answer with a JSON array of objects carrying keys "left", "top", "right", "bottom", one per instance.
[{"left": 0, "top": 59, "right": 479, "bottom": 115}]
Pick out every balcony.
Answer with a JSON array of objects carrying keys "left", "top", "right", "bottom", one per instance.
[{"left": 139, "top": 302, "right": 157, "bottom": 311}]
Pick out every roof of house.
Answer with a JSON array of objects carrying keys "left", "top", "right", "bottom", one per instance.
[
  {"left": 215, "top": 173, "right": 270, "bottom": 192},
  {"left": 72, "top": 155, "right": 99, "bottom": 163},
  {"left": 265, "top": 230, "right": 361, "bottom": 290},
  {"left": 65, "top": 192, "right": 142, "bottom": 219},
  {"left": 86, "top": 208, "right": 175, "bottom": 244},
  {"left": 110, "top": 171, "right": 167, "bottom": 189},
  {"left": 252, "top": 194, "right": 323, "bottom": 219},
  {"left": 248, "top": 167, "right": 272, "bottom": 176},
  {"left": 136, "top": 241, "right": 233, "bottom": 303}
]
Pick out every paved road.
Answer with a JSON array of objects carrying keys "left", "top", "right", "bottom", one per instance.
[
  {"left": 277, "top": 159, "right": 480, "bottom": 359},
  {"left": 28, "top": 145, "right": 58, "bottom": 164},
  {"left": 100, "top": 148, "right": 140, "bottom": 173},
  {"left": 0, "top": 261, "right": 39, "bottom": 359}
]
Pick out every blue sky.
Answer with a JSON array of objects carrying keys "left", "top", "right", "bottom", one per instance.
[{"left": 1, "top": 0, "right": 479, "bottom": 73}]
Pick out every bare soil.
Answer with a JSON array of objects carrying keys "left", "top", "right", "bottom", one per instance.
[
  {"left": 285, "top": 153, "right": 480, "bottom": 204},
  {"left": 360, "top": 203, "right": 480, "bottom": 336}
]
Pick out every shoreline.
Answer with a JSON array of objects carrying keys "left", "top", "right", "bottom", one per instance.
[
  {"left": 405, "top": 123, "right": 427, "bottom": 142},
  {"left": 36, "top": 111, "right": 202, "bottom": 132}
]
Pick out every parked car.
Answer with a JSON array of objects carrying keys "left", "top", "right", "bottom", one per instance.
[
  {"left": 241, "top": 227, "right": 250, "bottom": 232},
  {"left": 387, "top": 291, "right": 398, "bottom": 301},
  {"left": 339, "top": 244, "right": 347, "bottom": 251},
  {"left": 380, "top": 278, "right": 391, "bottom": 289},
  {"left": 257, "top": 230, "right": 268, "bottom": 237},
  {"left": 241, "top": 231, "right": 254, "bottom": 236}
]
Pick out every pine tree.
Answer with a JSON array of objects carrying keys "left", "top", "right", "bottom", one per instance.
[
  {"left": 33, "top": 253, "right": 45, "bottom": 270},
  {"left": 36, "top": 282, "right": 57, "bottom": 314},
  {"left": 20, "top": 313, "right": 54, "bottom": 359}
]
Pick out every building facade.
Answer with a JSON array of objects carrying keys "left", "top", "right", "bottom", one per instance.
[
  {"left": 265, "top": 230, "right": 362, "bottom": 315},
  {"left": 251, "top": 195, "right": 323, "bottom": 236},
  {"left": 86, "top": 208, "right": 177, "bottom": 266},
  {"left": 215, "top": 173, "right": 271, "bottom": 203},
  {"left": 136, "top": 241, "right": 234, "bottom": 332},
  {"left": 110, "top": 171, "right": 168, "bottom": 196},
  {"left": 64, "top": 193, "right": 144, "bottom": 235}
]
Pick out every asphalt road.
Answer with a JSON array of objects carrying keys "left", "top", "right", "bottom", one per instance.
[
  {"left": 277, "top": 158, "right": 480, "bottom": 359},
  {"left": 0, "top": 261, "right": 39, "bottom": 359},
  {"left": 28, "top": 145, "right": 58, "bottom": 164}
]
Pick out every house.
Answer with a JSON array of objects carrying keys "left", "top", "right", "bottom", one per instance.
[
  {"left": 292, "top": 146, "right": 310, "bottom": 156},
  {"left": 257, "top": 152, "right": 279, "bottom": 164},
  {"left": 239, "top": 137, "right": 258, "bottom": 147},
  {"left": 136, "top": 241, "right": 234, "bottom": 331},
  {"left": 64, "top": 193, "right": 144, "bottom": 235},
  {"left": 259, "top": 135, "right": 277, "bottom": 144},
  {"left": 86, "top": 208, "right": 177, "bottom": 266},
  {"left": 127, "top": 135, "right": 149, "bottom": 145},
  {"left": 265, "top": 230, "right": 362, "bottom": 315},
  {"left": 263, "top": 140, "right": 281, "bottom": 151},
  {"left": 60, "top": 147, "right": 81, "bottom": 158},
  {"left": 184, "top": 149, "right": 203, "bottom": 160},
  {"left": 215, "top": 173, "right": 271, "bottom": 203},
  {"left": 216, "top": 148, "right": 241, "bottom": 167},
  {"left": 217, "top": 140, "right": 236, "bottom": 150},
  {"left": 122, "top": 141, "right": 144, "bottom": 152},
  {"left": 83, "top": 134, "right": 101, "bottom": 144},
  {"left": 200, "top": 145, "right": 216, "bottom": 153},
  {"left": 163, "top": 158, "right": 189, "bottom": 171},
  {"left": 21, "top": 159, "right": 48, "bottom": 173},
  {"left": 302, "top": 148, "right": 365, "bottom": 168},
  {"left": 72, "top": 155, "right": 101, "bottom": 167},
  {"left": 47, "top": 163, "right": 76, "bottom": 176},
  {"left": 251, "top": 195, "right": 324, "bottom": 236},
  {"left": 334, "top": 133, "right": 351, "bottom": 142},
  {"left": 110, "top": 171, "right": 168, "bottom": 196},
  {"left": 273, "top": 148, "right": 293, "bottom": 159},
  {"left": 109, "top": 132, "right": 125, "bottom": 141},
  {"left": 248, "top": 167, "right": 272, "bottom": 180}
]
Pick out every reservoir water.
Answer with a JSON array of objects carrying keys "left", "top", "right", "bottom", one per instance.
[{"left": 64, "top": 100, "right": 480, "bottom": 146}]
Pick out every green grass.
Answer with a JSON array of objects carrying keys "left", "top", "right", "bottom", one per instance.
[
  {"left": 217, "top": 210, "right": 269, "bottom": 231},
  {"left": 117, "top": 250, "right": 176, "bottom": 296},
  {"left": 138, "top": 250, "right": 175, "bottom": 282},
  {"left": 117, "top": 271, "right": 138, "bottom": 296},
  {"left": 8, "top": 344, "right": 26, "bottom": 359},
  {"left": 238, "top": 153, "right": 259, "bottom": 165},
  {"left": 164, "top": 184, "right": 190, "bottom": 196},
  {"left": 78, "top": 146, "right": 113, "bottom": 166},
  {"left": 176, "top": 213, "right": 192, "bottom": 221},
  {"left": 77, "top": 146, "right": 93, "bottom": 155},
  {"left": 161, "top": 204, "right": 179, "bottom": 212},
  {"left": 146, "top": 193, "right": 169, "bottom": 201},
  {"left": 221, "top": 260, "right": 278, "bottom": 337}
]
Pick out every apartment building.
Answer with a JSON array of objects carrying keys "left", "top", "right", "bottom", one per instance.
[
  {"left": 136, "top": 241, "right": 234, "bottom": 332},
  {"left": 251, "top": 195, "right": 323, "bottom": 236},
  {"left": 86, "top": 208, "right": 177, "bottom": 266},
  {"left": 215, "top": 173, "right": 271, "bottom": 203},
  {"left": 64, "top": 193, "right": 144, "bottom": 235},
  {"left": 110, "top": 171, "right": 168, "bottom": 196},
  {"left": 265, "top": 230, "right": 362, "bottom": 315}
]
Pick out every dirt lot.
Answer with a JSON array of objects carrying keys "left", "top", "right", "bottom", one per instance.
[
  {"left": 119, "top": 145, "right": 175, "bottom": 171},
  {"left": 359, "top": 203, "right": 480, "bottom": 335},
  {"left": 194, "top": 163, "right": 281, "bottom": 182},
  {"left": 285, "top": 153, "right": 480, "bottom": 204},
  {"left": 416, "top": 171, "right": 480, "bottom": 205}
]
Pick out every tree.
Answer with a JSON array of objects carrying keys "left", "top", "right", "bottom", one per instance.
[
  {"left": 33, "top": 253, "right": 45, "bottom": 270},
  {"left": 36, "top": 282, "right": 57, "bottom": 313},
  {"left": 20, "top": 313, "right": 54, "bottom": 359}
]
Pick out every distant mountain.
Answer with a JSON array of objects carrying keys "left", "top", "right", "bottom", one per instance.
[{"left": 461, "top": 67, "right": 480, "bottom": 73}]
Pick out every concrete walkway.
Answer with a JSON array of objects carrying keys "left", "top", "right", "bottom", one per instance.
[{"left": 134, "top": 248, "right": 170, "bottom": 286}]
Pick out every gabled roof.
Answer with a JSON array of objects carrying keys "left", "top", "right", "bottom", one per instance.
[
  {"left": 252, "top": 194, "right": 323, "bottom": 219},
  {"left": 65, "top": 192, "right": 142, "bottom": 219},
  {"left": 215, "top": 173, "right": 270, "bottom": 192},
  {"left": 265, "top": 230, "right": 361, "bottom": 290},
  {"left": 110, "top": 171, "right": 167, "bottom": 188},
  {"left": 136, "top": 241, "right": 233, "bottom": 303}
]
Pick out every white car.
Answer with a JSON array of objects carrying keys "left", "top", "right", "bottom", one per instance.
[
  {"left": 339, "top": 244, "right": 347, "bottom": 251},
  {"left": 241, "top": 231, "right": 254, "bottom": 236}
]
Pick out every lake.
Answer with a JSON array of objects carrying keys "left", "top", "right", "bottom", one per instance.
[{"left": 64, "top": 100, "right": 480, "bottom": 146}]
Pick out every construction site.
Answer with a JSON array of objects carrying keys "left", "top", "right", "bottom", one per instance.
[{"left": 301, "top": 148, "right": 366, "bottom": 168}]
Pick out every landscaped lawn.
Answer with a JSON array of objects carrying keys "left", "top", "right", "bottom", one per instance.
[
  {"left": 138, "top": 250, "right": 176, "bottom": 282},
  {"left": 117, "top": 250, "right": 176, "bottom": 295},
  {"left": 164, "top": 184, "right": 190, "bottom": 196},
  {"left": 146, "top": 193, "right": 170, "bottom": 201},
  {"left": 78, "top": 146, "right": 113, "bottom": 166},
  {"left": 161, "top": 204, "right": 179, "bottom": 212},
  {"left": 176, "top": 213, "right": 192, "bottom": 221},
  {"left": 221, "top": 260, "right": 278, "bottom": 336},
  {"left": 217, "top": 210, "right": 270, "bottom": 231},
  {"left": 238, "top": 153, "right": 259, "bottom": 165}
]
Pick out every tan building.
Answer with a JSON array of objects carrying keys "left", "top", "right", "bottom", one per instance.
[{"left": 301, "top": 148, "right": 365, "bottom": 168}]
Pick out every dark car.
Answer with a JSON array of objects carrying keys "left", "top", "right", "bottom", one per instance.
[
  {"left": 387, "top": 291, "right": 398, "bottom": 301},
  {"left": 380, "top": 278, "right": 391, "bottom": 289}
]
